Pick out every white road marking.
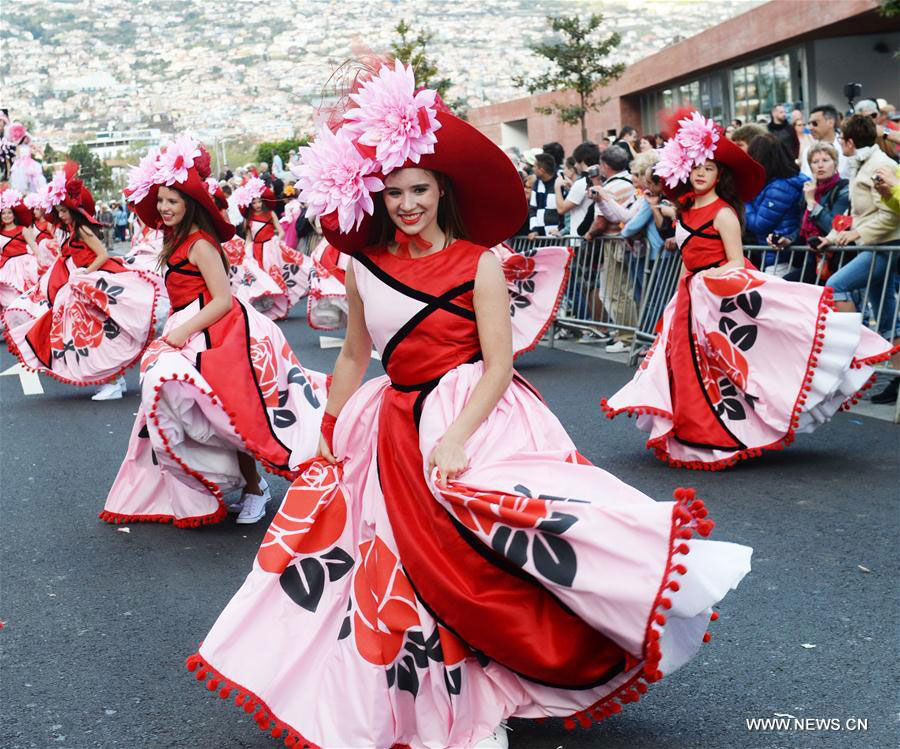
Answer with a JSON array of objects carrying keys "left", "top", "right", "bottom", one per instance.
[{"left": 0, "top": 363, "right": 44, "bottom": 395}]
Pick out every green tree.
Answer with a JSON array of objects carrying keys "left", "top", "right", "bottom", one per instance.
[
  {"left": 256, "top": 138, "right": 309, "bottom": 171},
  {"left": 67, "top": 143, "right": 114, "bottom": 196},
  {"left": 879, "top": 0, "right": 900, "bottom": 17},
  {"left": 514, "top": 14, "right": 625, "bottom": 142},
  {"left": 391, "top": 19, "right": 467, "bottom": 118}
]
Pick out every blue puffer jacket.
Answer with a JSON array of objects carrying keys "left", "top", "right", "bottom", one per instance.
[{"left": 745, "top": 174, "right": 809, "bottom": 265}]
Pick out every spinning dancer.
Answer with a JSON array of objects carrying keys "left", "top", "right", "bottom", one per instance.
[
  {"left": 602, "top": 112, "right": 896, "bottom": 470},
  {"left": 1, "top": 163, "right": 159, "bottom": 401},
  {"left": 101, "top": 137, "right": 324, "bottom": 528},
  {"left": 0, "top": 190, "right": 40, "bottom": 309},
  {"left": 186, "top": 63, "right": 751, "bottom": 749}
]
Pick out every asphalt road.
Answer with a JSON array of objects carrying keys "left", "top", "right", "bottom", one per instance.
[{"left": 1, "top": 309, "right": 898, "bottom": 749}]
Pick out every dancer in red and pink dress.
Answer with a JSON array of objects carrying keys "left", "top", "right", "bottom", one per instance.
[
  {"left": 101, "top": 137, "right": 324, "bottom": 527},
  {"left": 22, "top": 198, "right": 59, "bottom": 275},
  {"left": 1, "top": 163, "right": 159, "bottom": 400},
  {"left": 234, "top": 178, "right": 312, "bottom": 318},
  {"left": 0, "top": 190, "right": 40, "bottom": 309},
  {"left": 186, "top": 63, "right": 751, "bottom": 749},
  {"left": 602, "top": 112, "right": 896, "bottom": 470}
]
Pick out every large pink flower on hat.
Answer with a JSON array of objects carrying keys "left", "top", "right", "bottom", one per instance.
[
  {"left": 654, "top": 138, "right": 694, "bottom": 189},
  {"left": 675, "top": 112, "right": 720, "bottom": 164},
  {"left": 0, "top": 189, "right": 23, "bottom": 212},
  {"left": 8, "top": 123, "right": 27, "bottom": 143},
  {"left": 296, "top": 126, "right": 384, "bottom": 234},
  {"left": 342, "top": 60, "right": 441, "bottom": 173},
  {"left": 204, "top": 176, "right": 219, "bottom": 197},
  {"left": 125, "top": 147, "right": 161, "bottom": 203},
  {"left": 155, "top": 135, "right": 201, "bottom": 186},
  {"left": 243, "top": 177, "right": 266, "bottom": 201},
  {"left": 40, "top": 170, "right": 68, "bottom": 211}
]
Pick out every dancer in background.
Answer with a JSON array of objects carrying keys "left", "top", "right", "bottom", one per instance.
[
  {"left": 101, "top": 137, "right": 324, "bottom": 528},
  {"left": 0, "top": 190, "right": 40, "bottom": 309},
  {"left": 187, "top": 62, "right": 751, "bottom": 749},
  {"left": 235, "top": 178, "right": 312, "bottom": 318},
  {"left": 602, "top": 112, "right": 896, "bottom": 470},
  {"left": 23, "top": 196, "right": 60, "bottom": 274},
  {"left": 306, "top": 237, "right": 350, "bottom": 330},
  {"left": 1, "top": 164, "right": 159, "bottom": 400}
]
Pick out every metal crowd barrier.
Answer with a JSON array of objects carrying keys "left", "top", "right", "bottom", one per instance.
[{"left": 509, "top": 235, "right": 900, "bottom": 422}]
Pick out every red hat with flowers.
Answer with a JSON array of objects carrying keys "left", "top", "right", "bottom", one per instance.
[
  {"left": 233, "top": 177, "right": 279, "bottom": 218},
  {"left": 36, "top": 161, "right": 102, "bottom": 226},
  {"left": 124, "top": 135, "right": 235, "bottom": 242},
  {"left": 0, "top": 188, "right": 35, "bottom": 227},
  {"left": 295, "top": 60, "right": 526, "bottom": 254},
  {"left": 655, "top": 110, "right": 765, "bottom": 203}
]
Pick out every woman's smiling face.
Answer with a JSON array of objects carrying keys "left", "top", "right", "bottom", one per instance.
[{"left": 382, "top": 168, "right": 441, "bottom": 236}]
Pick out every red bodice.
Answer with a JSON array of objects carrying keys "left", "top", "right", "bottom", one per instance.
[
  {"left": 33, "top": 220, "right": 53, "bottom": 244},
  {"left": 59, "top": 230, "right": 125, "bottom": 272},
  {"left": 356, "top": 241, "right": 485, "bottom": 388},
  {"left": 249, "top": 213, "right": 275, "bottom": 266},
  {"left": 677, "top": 198, "right": 729, "bottom": 272},
  {"left": 1, "top": 226, "right": 28, "bottom": 259},
  {"left": 164, "top": 230, "right": 221, "bottom": 310}
]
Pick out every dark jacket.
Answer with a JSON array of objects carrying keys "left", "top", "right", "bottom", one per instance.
[{"left": 745, "top": 174, "right": 808, "bottom": 266}]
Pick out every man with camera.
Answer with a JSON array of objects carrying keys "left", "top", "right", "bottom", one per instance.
[{"left": 554, "top": 141, "right": 601, "bottom": 238}]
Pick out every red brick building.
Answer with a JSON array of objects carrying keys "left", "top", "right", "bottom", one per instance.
[{"left": 468, "top": 0, "right": 899, "bottom": 153}]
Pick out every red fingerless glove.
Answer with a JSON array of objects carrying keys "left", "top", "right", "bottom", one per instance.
[{"left": 321, "top": 411, "right": 337, "bottom": 452}]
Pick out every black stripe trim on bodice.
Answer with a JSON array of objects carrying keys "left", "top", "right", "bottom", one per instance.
[
  {"left": 354, "top": 253, "right": 477, "bottom": 322},
  {"left": 677, "top": 217, "right": 720, "bottom": 253},
  {"left": 380, "top": 280, "right": 476, "bottom": 370}
]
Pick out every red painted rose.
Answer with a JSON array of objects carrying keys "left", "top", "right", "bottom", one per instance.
[
  {"left": 706, "top": 331, "right": 749, "bottom": 390},
  {"left": 353, "top": 536, "right": 420, "bottom": 666},
  {"left": 49, "top": 309, "right": 65, "bottom": 353},
  {"left": 702, "top": 268, "right": 765, "bottom": 297},
  {"left": 249, "top": 336, "right": 279, "bottom": 407},
  {"left": 257, "top": 461, "right": 347, "bottom": 574},
  {"left": 69, "top": 300, "right": 104, "bottom": 349},
  {"left": 72, "top": 281, "right": 110, "bottom": 314},
  {"left": 503, "top": 254, "right": 536, "bottom": 283},
  {"left": 445, "top": 484, "right": 548, "bottom": 536}
]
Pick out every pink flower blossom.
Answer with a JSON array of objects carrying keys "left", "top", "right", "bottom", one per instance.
[
  {"left": 23, "top": 192, "right": 41, "bottom": 209},
  {"left": 232, "top": 185, "right": 251, "bottom": 210},
  {"left": 0, "top": 189, "right": 23, "bottom": 212},
  {"left": 41, "top": 170, "right": 69, "bottom": 210},
  {"left": 296, "top": 126, "right": 384, "bottom": 233},
  {"left": 125, "top": 147, "right": 161, "bottom": 204},
  {"left": 155, "top": 134, "right": 202, "bottom": 186},
  {"left": 205, "top": 177, "right": 219, "bottom": 196},
  {"left": 342, "top": 60, "right": 441, "bottom": 173},
  {"left": 243, "top": 177, "right": 267, "bottom": 201},
  {"left": 8, "top": 123, "right": 27, "bottom": 143},
  {"left": 675, "top": 112, "right": 720, "bottom": 164},
  {"left": 654, "top": 138, "right": 694, "bottom": 189}
]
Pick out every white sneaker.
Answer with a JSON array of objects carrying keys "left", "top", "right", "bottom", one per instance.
[
  {"left": 605, "top": 340, "right": 628, "bottom": 353},
  {"left": 474, "top": 724, "right": 509, "bottom": 749},
  {"left": 226, "top": 477, "right": 268, "bottom": 514},
  {"left": 235, "top": 479, "right": 272, "bottom": 524},
  {"left": 92, "top": 378, "right": 124, "bottom": 401}
]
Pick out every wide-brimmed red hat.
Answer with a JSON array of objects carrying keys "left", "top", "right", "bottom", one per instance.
[
  {"left": 0, "top": 188, "right": 34, "bottom": 227},
  {"left": 47, "top": 162, "right": 102, "bottom": 226},
  {"left": 235, "top": 179, "right": 279, "bottom": 218},
  {"left": 656, "top": 110, "right": 765, "bottom": 203},
  {"left": 296, "top": 61, "right": 527, "bottom": 254},
  {"left": 125, "top": 138, "right": 235, "bottom": 243}
]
